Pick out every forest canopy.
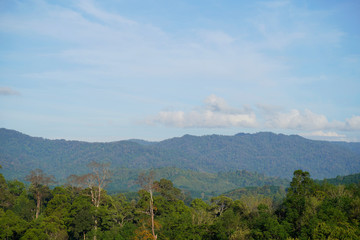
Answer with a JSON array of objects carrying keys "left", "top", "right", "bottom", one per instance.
[{"left": 1, "top": 167, "right": 360, "bottom": 240}]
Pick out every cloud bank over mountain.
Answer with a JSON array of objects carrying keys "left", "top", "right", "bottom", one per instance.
[{"left": 147, "top": 95, "right": 360, "bottom": 141}]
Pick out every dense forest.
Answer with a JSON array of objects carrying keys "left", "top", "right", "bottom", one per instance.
[
  {"left": 1, "top": 128, "right": 360, "bottom": 181},
  {"left": 107, "top": 167, "right": 289, "bottom": 199},
  {"left": 1, "top": 163, "right": 360, "bottom": 240}
]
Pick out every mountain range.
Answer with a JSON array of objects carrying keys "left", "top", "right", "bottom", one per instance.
[{"left": 1, "top": 128, "right": 360, "bottom": 182}]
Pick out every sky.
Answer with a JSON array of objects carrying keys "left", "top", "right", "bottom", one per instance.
[{"left": 0, "top": 0, "right": 359, "bottom": 142}]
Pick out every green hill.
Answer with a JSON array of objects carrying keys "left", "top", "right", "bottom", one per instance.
[
  {"left": 1, "top": 128, "right": 360, "bottom": 182},
  {"left": 316, "top": 172, "right": 360, "bottom": 185},
  {"left": 107, "top": 167, "right": 289, "bottom": 199}
]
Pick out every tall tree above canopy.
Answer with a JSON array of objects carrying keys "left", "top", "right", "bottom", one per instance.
[
  {"left": 137, "top": 171, "right": 159, "bottom": 240},
  {"left": 289, "top": 170, "right": 315, "bottom": 196},
  {"left": 25, "top": 169, "right": 55, "bottom": 219},
  {"left": 66, "top": 161, "right": 111, "bottom": 240},
  {"left": 87, "top": 161, "right": 112, "bottom": 209},
  {"left": 280, "top": 170, "right": 318, "bottom": 238}
]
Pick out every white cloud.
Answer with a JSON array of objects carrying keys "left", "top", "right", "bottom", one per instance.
[
  {"left": 262, "top": 107, "right": 360, "bottom": 133},
  {"left": 345, "top": 116, "right": 360, "bottom": 130},
  {"left": 0, "top": 87, "right": 20, "bottom": 96},
  {"left": 147, "top": 95, "right": 257, "bottom": 128},
  {"left": 300, "top": 131, "right": 348, "bottom": 141},
  {"left": 265, "top": 109, "right": 332, "bottom": 130},
  {"left": 302, "top": 131, "right": 346, "bottom": 138},
  {"left": 148, "top": 97, "right": 360, "bottom": 134}
]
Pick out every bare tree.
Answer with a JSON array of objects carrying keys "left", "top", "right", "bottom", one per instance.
[
  {"left": 25, "top": 169, "right": 55, "bottom": 219},
  {"left": 67, "top": 162, "right": 111, "bottom": 240},
  {"left": 137, "top": 171, "right": 159, "bottom": 240}
]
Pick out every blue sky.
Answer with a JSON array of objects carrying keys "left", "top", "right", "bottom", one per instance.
[{"left": 0, "top": 0, "right": 359, "bottom": 142}]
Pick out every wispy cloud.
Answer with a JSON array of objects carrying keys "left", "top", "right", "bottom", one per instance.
[
  {"left": 0, "top": 87, "right": 20, "bottom": 96},
  {"left": 0, "top": 0, "right": 344, "bottom": 87},
  {"left": 0, "top": 0, "right": 291, "bottom": 83},
  {"left": 250, "top": 0, "right": 344, "bottom": 51},
  {"left": 77, "top": 0, "right": 136, "bottom": 26}
]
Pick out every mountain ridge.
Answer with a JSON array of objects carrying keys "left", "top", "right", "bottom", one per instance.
[{"left": 1, "top": 128, "right": 360, "bottom": 181}]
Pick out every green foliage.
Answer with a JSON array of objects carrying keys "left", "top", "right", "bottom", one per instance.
[
  {"left": 1, "top": 169, "right": 360, "bottom": 239},
  {"left": 0, "top": 209, "right": 28, "bottom": 239},
  {"left": 12, "top": 191, "right": 35, "bottom": 221},
  {"left": 316, "top": 172, "right": 360, "bottom": 185},
  {"left": 0, "top": 173, "right": 14, "bottom": 209},
  {"left": 250, "top": 204, "right": 289, "bottom": 239},
  {"left": 278, "top": 170, "right": 360, "bottom": 239},
  {"left": 20, "top": 228, "right": 48, "bottom": 240},
  {"left": 223, "top": 185, "right": 286, "bottom": 204},
  {"left": 69, "top": 195, "right": 94, "bottom": 239}
]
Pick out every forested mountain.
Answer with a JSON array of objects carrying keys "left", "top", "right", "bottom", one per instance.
[
  {"left": 1, "top": 128, "right": 360, "bottom": 181},
  {"left": 108, "top": 167, "right": 289, "bottom": 199}
]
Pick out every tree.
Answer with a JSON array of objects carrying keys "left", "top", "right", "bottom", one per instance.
[
  {"left": 67, "top": 161, "right": 111, "bottom": 240},
  {"left": 289, "top": 170, "right": 315, "bottom": 197},
  {"left": 25, "top": 169, "right": 55, "bottom": 219},
  {"left": 137, "top": 171, "right": 159, "bottom": 240},
  {"left": 155, "top": 178, "right": 182, "bottom": 201},
  {"left": 210, "top": 195, "right": 233, "bottom": 216},
  {"left": 12, "top": 191, "right": 35, "bottom": 222},
  {"left": 190, "top": 198, "right": 212, "bottom": 226},
  {"left": 71, "top": 197, "right": 94, "bottom": 240},
  {"left": 0, "top": 172, "right": 13, "bottom": 209},
  {"left": 279, "top": 170, "right": 318, "bottom": 238},
  {"left": 0, "top": 209, "right": 28, "bottom": 239},
  {"left": 107, "top": 194, "right": 134, "bottom": 229},
  {"left": 250, "top": 204, "right": 288, "bottom": 239}
]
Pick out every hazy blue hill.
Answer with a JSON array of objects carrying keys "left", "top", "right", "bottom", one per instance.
[
  {"left": 1, "top": 128, "right": 360, "bottom": 182},
  {"left": 332, "top": 141, "right": 360, "bottom": 155},
  {"left": 152, "top": 132, "right": 360, "bottom": 178},
  {"left": 0, "top": 128, "right": 156, "bottom": 179}
]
